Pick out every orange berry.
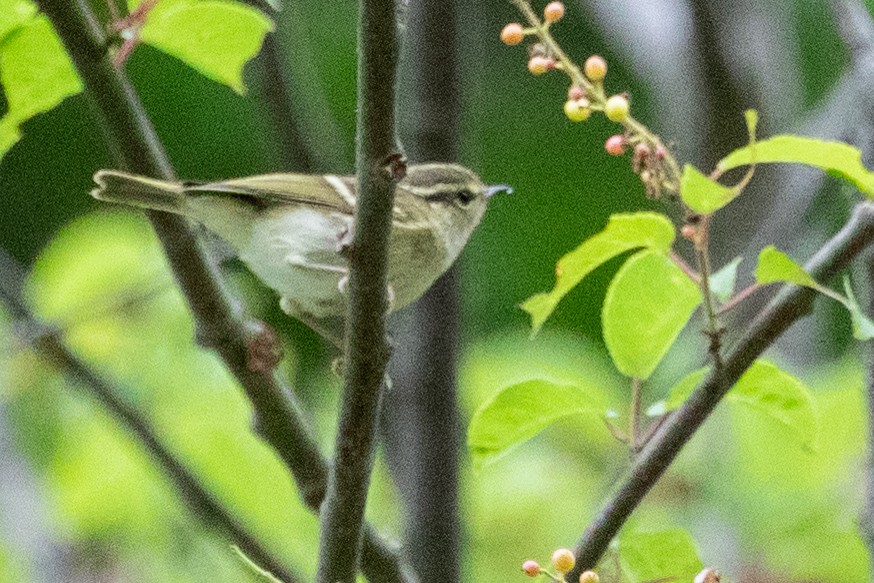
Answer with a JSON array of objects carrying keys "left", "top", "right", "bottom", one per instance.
[
  {"left": 584, "top": 55, "right": 607, "bottom": 81},
  {"left": 604, "top": 94, "right": 630, "bottom": 122},
  {"left": 544, "top": 1, "right": 565, "bottom": 23},
  {"left": 605, "top": 135, "right": 626, "bottom": 155},
  {"left": 522, "top": 560, "right": 540, "bottom": 577},
  {"left": 500, "top": 23, "right": 524, "bottom": 45},
  {"left": 551, "top": 549, "right": 575, "bottom": 574},
  {"left": 579, "top": 571, "right": 600, "bottom": 583},
  {"left": 528, "top": 55, "right": 553, "bottom": 75}
]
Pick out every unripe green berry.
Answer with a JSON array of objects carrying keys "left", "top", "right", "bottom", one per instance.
[
  {"left": 605, "top": 135, "right": 626, "bottom": 155},
  {"left": 500, "top": 23, "right": 524, "bottom": 45},
  {"left": 551, "top": 549, "right": 575, "bottom": 574},
  {"left": 564, "top": 99, "right": 591, "bottom": 122},
  {"left": 604, "top": 94, "right": 630, "bottom": 122},
  {"left": 584, "top": 55, "right": 607, "bottom": 81},
  {"left": 522, "top": 560, "right": 540, "bottom": 577},
  {"left": 579, "top": 571, "right": 600, "bottom": 583},
  {"left": 544, "top": 1, "right": 566, "bottom": 23},
  {"left": 528, "top": 55, "right": 553, "bottom": 75}
]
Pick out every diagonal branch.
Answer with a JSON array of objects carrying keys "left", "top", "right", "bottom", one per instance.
[
  {"left": 569, "top": 201, "right": 874, "bottom": 578},
  {"left": 314, "top": 0, "right": 402, "bottom": 580},
  {"left": 0, "top": 249, "right": 300, "bottom": 583},
  {"left": 34, "top": 2, "right": 411, "bottom": 581}
]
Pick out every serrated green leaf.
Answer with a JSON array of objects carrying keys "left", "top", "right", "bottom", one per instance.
[
  {"left": 717, "top": 135, "right": 874, "bottom": 197},
  {"left": 754, "top": 246, "right": 817, "bottom": 288},
  {"left": 680, "top": 164, "right": 738, "bottom": 215},
  {"left": 0, "top": 16, "right": 82, "bottom": 160},
  {"left": 521, "top": 212, "right": 676, "bottom": 333},
  {"left": 467, "top": 379, "right": 606, "bottom": 468},
  {"left": 614, "top": 529, "right": 703, "bottom": 583},
  {"left": 139, "top": 0, "right": 273, "bottom": 93},
  {"left": 0, "top": 0, "right": 36, "bottom": 43},
  {"left": 842, "top": 277, "right": 874, "bottom": 340},
  {"left": 710, "top": 257, "right": 743, "bottom": 302},
  {"left": 602, "top": 250, "right": 701, "bottom": 379}
]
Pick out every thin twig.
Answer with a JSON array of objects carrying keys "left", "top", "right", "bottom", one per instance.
[
  {"left": 0, "top": 250, "right": 299, "bottom": 583},
  {"left": 569, "top": 202, "right": 874, "bottom": 578},
  {"left": 35, "top": 3, "right": 412, "bottom": 581},
  {"left": 314, "top": 0, "right": 401, "bottom": 580}
]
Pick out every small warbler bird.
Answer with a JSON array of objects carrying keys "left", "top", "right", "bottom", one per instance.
[{"left": 91, "top": 164, "right": 507, "bottom": 345}]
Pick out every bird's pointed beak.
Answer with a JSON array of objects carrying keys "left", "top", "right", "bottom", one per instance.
[{"left": 485, "top": 184, "right": 513, "bottom": 198}]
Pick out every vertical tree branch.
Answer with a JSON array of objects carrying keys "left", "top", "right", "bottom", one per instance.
[
  {"left": 35, "top": 3, "right": 412, "bottom": 581},
  {"left": 314, "top": 0, "right": 401, "bottom": 580},
  {"left": 0, "top": 250, "right": 300, "bottom": 583},
  {"left": 383, "top": 0, "right": 463, "bottom": 579},
  {"left": 569, "top": 202, "right": 874, "bottom": 579}
]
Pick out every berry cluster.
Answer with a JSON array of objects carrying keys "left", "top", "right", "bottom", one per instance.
[
  {"left": 521, "top": 548, "right": 599, "bottom": 582},
  {"left": 500, "top": 1, "right": 681, "bottom": 199}
]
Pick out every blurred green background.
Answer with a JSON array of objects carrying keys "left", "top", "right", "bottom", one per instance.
[{"left": 1, "top": 0, "right": 871, "bottom": 581}]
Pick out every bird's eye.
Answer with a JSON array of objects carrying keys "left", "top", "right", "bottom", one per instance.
[{"left": 457, "top": 189, "right": 476, "bottom": 206}]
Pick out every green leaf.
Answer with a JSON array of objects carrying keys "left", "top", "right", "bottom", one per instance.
[
  {"left": 710, "top": 257, "right": 743, "bottom": 302},
  {"left": 602, "top": 250, "right": 701, "bottom": 379},
  {"left": 680, "top": 164, "right": 738, "bottom": 214},
  {"left": 0, "top": 16, "right": 82, "bottom": 160},
  {"left": 647, "top": 367, "right": 709, "bottom": 416},
  {"left": 842, "top": 277, "right": 874, "bottom": 340},
  {"left": 521, "top": 212, "right": 676, "bottom": 333},
  {"left": 614, "top": 529, "right": 703, "bottom": 583},
  {"left": 717, "top": 135, "right": 874, "bottom": 197},
  {"left": 754, "top": 246, "right": 817, "bottom": 288},
  {"left": 467, "top": 379, "right": 606, "bottom": 468},
  {"left": 731, "top": 360, "right": 818, "bottom": 447},
  {"left": 655, "top": 360, "right": 817, "bottom": 447},
  {"left": 0, "top": 0, "right": 36, "bottom": 43},
  {"left": 140, "top": 0, "right": 274, "bottom": 93}
]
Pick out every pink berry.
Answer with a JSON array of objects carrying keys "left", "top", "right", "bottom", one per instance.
[
  {"left": 522, "top": 560, "right": 540, "bottom": 577},
  {"left": 605, "top": 135, "right": 626, "bottom": 155},
  {"left": 501, "top": 23, "right": 524, "bottom": 45},
  {"left": 544, "top": 1, "right": 566, "bottom": 23},
  {"left": 568, "top": 85, "right": 585, "bottom": 101},
  {"left": 551, "top": 549, "right": 575, "bottom": 574},
  {"left": 528, "top": 55, "right": 553, "bottom": 75},
  {"left": 584, "top": 55, "right": 607, "bottom": 81}
]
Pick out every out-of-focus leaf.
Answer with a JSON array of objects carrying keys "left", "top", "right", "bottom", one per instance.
[
  {"left": 613, "top": 529, "right": 703, "bottom": 583},
  {"left": 754, "top": 246, "right": 817, "bottom": 288},
  {"left": 602, "top": 250, "right": 701, "bottom": 380},
  {"left": 468, "top": 379, "right": 606, "bottom": 468},
  {"left": 521, "top": 213, "right": 675, "bottom": 333},
  {"left": 710, "top": 257, "right": 743, "bottom": 302},
  {"left": 717, "top": 135, "right": 874, "bottom": 197},
  {"left": 680, "top": 164, "right": 737, "bottom": 215},
  {"left": 139, "top": 0, "right": 273, "bottom": 93}
]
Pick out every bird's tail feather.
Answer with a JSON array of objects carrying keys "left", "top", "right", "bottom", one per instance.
[{"left": 91, "top": 170, "right": 185, "bottom": 214}]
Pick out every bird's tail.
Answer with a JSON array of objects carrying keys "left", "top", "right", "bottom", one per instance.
[{"left": 91, "top": 170, "right": 186, "bottom": 214}]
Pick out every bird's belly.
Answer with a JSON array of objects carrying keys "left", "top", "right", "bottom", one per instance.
[{"left": 240, "top": 208, "right": 350, "bottom": 319}]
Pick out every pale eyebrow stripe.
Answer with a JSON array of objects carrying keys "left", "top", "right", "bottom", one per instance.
[{"left": 325, "top": 175, "right": 357, "bottom": 206}]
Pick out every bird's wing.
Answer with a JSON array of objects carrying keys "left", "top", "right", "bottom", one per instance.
[{"left": 184, "top": 174, "right": 356, "bottom": 214}]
